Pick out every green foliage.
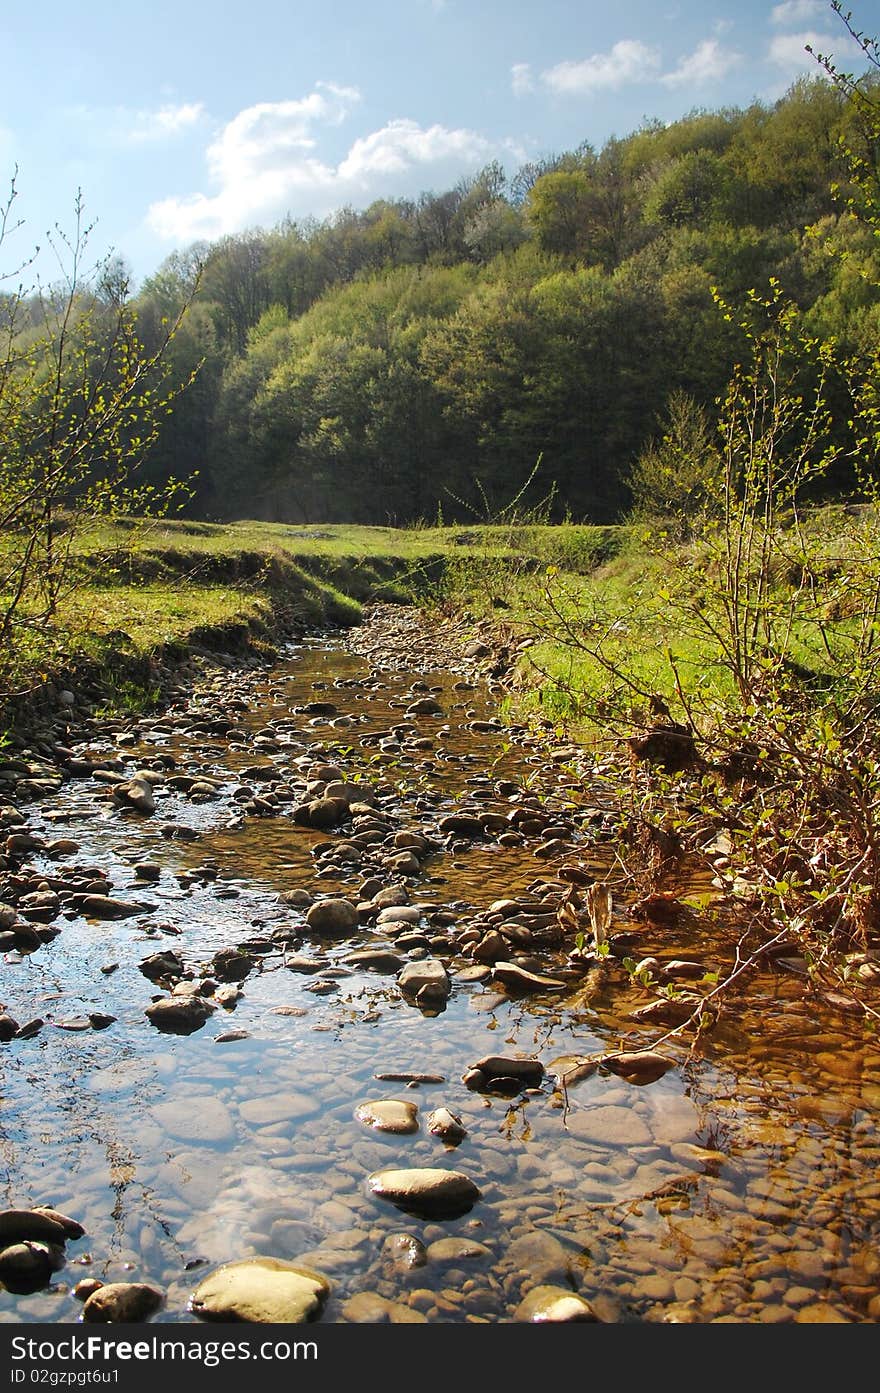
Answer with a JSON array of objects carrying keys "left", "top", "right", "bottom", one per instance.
[
  {"left": 124, "top": 64, "right": 879, "bottom": 529},
  {"left": 0, "top": 181, "right": 196, "bottom": 668},
  {"left": 627, "top": 390, "right": 723, "bottom": 536}
]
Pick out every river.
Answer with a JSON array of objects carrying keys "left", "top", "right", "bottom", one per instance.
[{"left": 0, "top": 606, "right": 877, "bottom": 1325}]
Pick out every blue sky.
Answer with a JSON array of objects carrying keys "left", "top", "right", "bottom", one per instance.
[{"left": 1, "top": 0, "right": 873, "bottom": 287}]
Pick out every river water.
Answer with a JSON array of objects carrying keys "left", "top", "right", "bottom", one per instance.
[{"left": 0, "top": 614, "right": 877, "bottom": 1325}]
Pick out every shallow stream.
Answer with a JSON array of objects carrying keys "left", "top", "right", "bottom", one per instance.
[{"left": 1, "top": 612, "right": 878, "bottom": 1324}]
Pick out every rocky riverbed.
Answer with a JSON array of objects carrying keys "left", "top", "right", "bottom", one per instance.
[{"left": 0, "top": 604, "right": 877, "bottom": 1324}]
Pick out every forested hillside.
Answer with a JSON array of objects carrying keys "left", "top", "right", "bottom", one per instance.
[{"left": 73, "top": 70, "right": 880, "bottom": 523}]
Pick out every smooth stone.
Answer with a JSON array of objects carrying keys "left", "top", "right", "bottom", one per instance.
[
  {"left": 144, "top": 997, "right": 214, "bottom": 1034},
  {"left": 343, "top": 949, "right": 405, "bottom": 973},
  {"left": 239, "top": 1092, "right": 316, "bottom": 1125},
  {"left": 508, "top": 1231, "right": 573, "bottom": 1285},
  {"left": 601, "top": 1050, "right": 676, "bottom": 1084},
  {"left": 470, "top": 1055, "right": 544, "bottom": 1086},
  {"left": 397, "top": 959, "right": 450, "bottom": 1001},
  {"left": 427, "top": 1108, "right": 467, "bottom": 1143},
  {"left": 77, "top": 895, "right": 149, "bottom": 919},
  {"left": 354, "top": 1100, "right": 419, "bottom": 1135},
  {"left": 82, "top": 1282, "right": 165, "bottom": 1323},
  {"left": 0, "top": 1241, "right": 65, "bottom": 1293},
  {"left": 189, "top": 1257, "right": 330, "bottom": 1323},
  {"left": 0, "top": 1210, "right": 70, "bottom": 1245},
  {"left": 566, "top": 1105, "right": 653, "bottom": 1146},
  {"left": 426, "top": 1237, "right": 491, "bottom": 1264},
  {"left": 304, "top": 899, "right": 359, "bottom": 935},
  {"left": 368, "top": 1168, "right": 481, "bottom": 1218},
  {"left": 341, "top": 1291, "right": 428, "bottom": 1323},
  {"left": 515, "top": 1285, "right": 600, "bottom": 1322},
  {"left": 151, "top": 1096, "right": 236, "bottom": 1144},
  {"left": 492, "top": 962, "right": 567, "bottom": 991},
  {"left": 73, "top": 1278, "right": 104, "bottom": 1301},
  {"left": 382, "top": 1233, "right": 428, "bottom": 1271}
]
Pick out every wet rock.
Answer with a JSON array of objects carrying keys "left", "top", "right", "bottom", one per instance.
[
  {"left": 354, "top": 1099, "right": 419, "bottom": 1135},
  {"left": 0, "top": 1015, "right": 20, "bottom": 1042},
  {"left": 28, "top": 1207, "right": 84, "bottom": 1239},
  {"left": 376, "top": 905, "right": 422, "bottom": 926},
  {"left": 491, "top": 962, "right": 567, "bottom": 992},
  {"left": 73, "top": 1278, "right": 104, "bottom": 1301},
  {"left": 630, "top": 997, "right": 701, "bottom": 1027},
  {"left": 515, "top": 1285, "right": 600, "bottom": 1322},
  {"left": 382, "top": 1233, "right": 428, "bottom": 1271},
  {"left": 469, "top": 1055, "right": 544, "bottom": 1088},
  {"left": 13, "top": 1018, "right": 43, "bottom": 1039},
  {"left": 341, "top": 1291, "right": 427, "bottom": 1322},
  {"left": 18, "top": 889, "right": 61, "bottom": 921},
  {"left": 212, "top": 947, "right": 253, "bottom": 981},
  {"left": 112, "top": 776, "right": 157, "bottom": 814},
  {"left": 438, "top": 814, "right": 483, "bottom": 840},
  {"left": 406, "top": 697, "right": 443, "bottom": 717},
  {"left": 472, "top": 931, "right": 508, "bottom": 963},
  {"left": 152, "top": 1096, "right": 236, "bottom": 1144},
  {"left": 566, "top": 1105, "right": 653, "bottom": 1146},
  {"left": 0, "top": 1241, "right": 66, "bottom": 1293},
  {"left": 427, "top": 1108, "right": 467, "bottom": 1144},
  {"left": 133, "top": 862, "right": 161, "bottom": 880},
  {"left": 189, "top": 1257, "right": 330, "bottom": 1323},
  {"left": 427, "top": 1237, "right": 491, "bottom": 1264},
  {"left": 343, "top": 948, "right": 405, "bottom": 973},
  {"left": 139, "top": 951, "right": 184, "bottom": 983},
  {"left": 144, "top": 996, "right": 215, "bottom": 1034},
  {"left": 601, "top": 1050, "right": 676, "bottom": 1084},
  {"left": 82, "top": 1281, "right": 165, "bottom": 1323},
  {"left": 279, "top": 888, "right": 313, "bottom": 908},
  {"left": 397, "top": 959, "right": 450, "bottom": 1004},
  {"left": 662, "top": 959, "right": 708, "bottom": 981},
  {"left": 305, "top": 898, "right": 359, "bottom": 935},
  {"left": 371, "top": 885, "right": 410, "bottom": 910},
  {"left": 74, "top": 895, "right": 150, "bottom": 919},
  {"left": 294, "top": 797, "right": 350, "bottom": 830},
  {"left": 12, "top": 923, "right": 44, "bottom": 950},
  {"left": 368, "top": 1167, "right": 481, "bottom": 1218},
  {"left": 214, "top": 985, "right": 241, "bottom": 1008},
  {"left": 0, "top": 1209, "right": 75, "bottom": 1245}
]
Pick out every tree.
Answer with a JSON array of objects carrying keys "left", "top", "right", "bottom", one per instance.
[
  {"left": 627, "top": 388, "right": 722, "bottom": 535},
  {"left": 0, "top": 177, "right": 195, "bottom": 645}
]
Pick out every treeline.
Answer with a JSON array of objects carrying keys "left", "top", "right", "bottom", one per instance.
[{"left": 128, "top": 74, "right": 880, "bottom": 524}]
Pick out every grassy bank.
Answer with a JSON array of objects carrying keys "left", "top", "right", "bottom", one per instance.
[{"left": 0, "top": 516, "right": 620, "bottom": 727}]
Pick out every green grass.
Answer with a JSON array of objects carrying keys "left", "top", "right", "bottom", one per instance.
[{"left": 3, "top": 507, "right": 871, "bottom": 736}]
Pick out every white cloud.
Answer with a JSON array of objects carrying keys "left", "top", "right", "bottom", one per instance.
[
  {"left": 147, "top": 86, "right": 495, "bottom": 242},
  {"left": 338, "top": 119, "right": 491, "bottom": 183},
  {"left": 768, "top": 21, "right": 869, "bottom": 81},
  {"left": 541, "top": 39, "right": 661, "bottom": 95},
  {"left": 511, "top": 62, "right": 534, "bottom": 97},
  {"left": 770, "top": 0, "right": 825, "bottom": 25},
  {"left": 126, "top": 103, "right": 205, "bottom": 143},
  {"left": 768, "top": 28, "right": 831, "bottom": 72},
  {"left": 661, "top": 38, "right": 742, "bottom": 87}
]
